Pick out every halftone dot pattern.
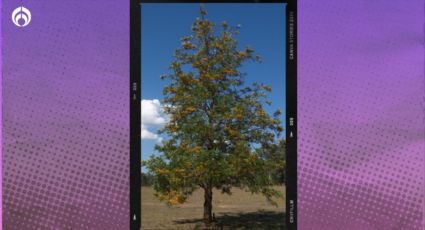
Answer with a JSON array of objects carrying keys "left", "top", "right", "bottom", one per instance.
[
  {"left": 2, "top": 1, "right": 129, "bottom": 229},
  {"left": 298, "top": 1, "right": 424, "bottom": 230}
]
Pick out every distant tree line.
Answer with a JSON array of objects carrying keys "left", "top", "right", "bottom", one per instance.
[{"left": 141, "top": 172, "right": 155, "bottom": 186}]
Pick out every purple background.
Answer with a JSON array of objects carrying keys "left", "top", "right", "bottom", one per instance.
[
  {"left": 2, "top": 0, "right": 129, "bottom": 229},
  {"left": 298, "top": 0, "right": 424, "bottom": 229},
  {"left": 1, "top": 0, "right": 424, "bottom": 230}
]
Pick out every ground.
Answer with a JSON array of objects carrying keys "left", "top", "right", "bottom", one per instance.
[{"left": 141, "top": 186, "right": 285, "bottom": 230}]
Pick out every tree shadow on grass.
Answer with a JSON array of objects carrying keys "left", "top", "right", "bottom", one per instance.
[{"left": 174, "top": 210, "right": 285, "bottom": 230}]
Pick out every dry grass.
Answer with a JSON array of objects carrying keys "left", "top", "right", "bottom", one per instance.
[{"left": 141, "top": 186, "right": 285, "bottom": 230}]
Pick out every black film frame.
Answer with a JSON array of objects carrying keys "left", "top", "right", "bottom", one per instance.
[{"left": 130, "top": 1, "right": 297, "bottom": 229}]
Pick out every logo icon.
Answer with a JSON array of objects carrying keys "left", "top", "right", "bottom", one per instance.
[{"left": 11, "top": 6, "right": 31, "bottom": 27}]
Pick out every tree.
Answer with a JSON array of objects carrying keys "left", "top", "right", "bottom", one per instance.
[
  {"left": 144, "top": 6, "right": 284, "bottom": 225},
  {"left": 261, "top": 139, "right": 286, "bottom": 185}
]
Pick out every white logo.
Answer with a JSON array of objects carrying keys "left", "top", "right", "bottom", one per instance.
[{"left": 12, "top": 6, "right": 31, "bottom": 27}]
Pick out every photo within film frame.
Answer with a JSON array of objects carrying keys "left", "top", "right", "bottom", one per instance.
[{"left": 130, "top": 1, "right": 297, "bottom": 229}]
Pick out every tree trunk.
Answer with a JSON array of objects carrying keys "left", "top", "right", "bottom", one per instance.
[{"left": 203, "top": 186, "right": 213, "bottom": 225}]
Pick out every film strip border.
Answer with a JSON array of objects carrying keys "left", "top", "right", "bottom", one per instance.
[
  {"left": 285, "top": 0, "right": 297, "bottom": 229},
  {"left": 130, "top": 1, "right": 297, "bottom": 229},
  {"left": 130, "top": 0, "right": 141, "bottom": 229}
]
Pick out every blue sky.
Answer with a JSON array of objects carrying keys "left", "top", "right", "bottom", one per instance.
[{"left": 141, "top": 3, "right": 286, "bottom": 162}]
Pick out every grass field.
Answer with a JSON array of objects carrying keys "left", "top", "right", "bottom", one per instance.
[{"left": 141, "top": 186, "right": 285, "bottom": 230}]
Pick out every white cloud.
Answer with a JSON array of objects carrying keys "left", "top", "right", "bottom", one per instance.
[
  {"left": 141, "top": 99, "right": 167, "bottom": 142},
  {"left": 141, "top": 124, "right": 158, "bottom": 139},
  {"left": 142, "top": 99, "right": 167, "bottom": 125}
]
